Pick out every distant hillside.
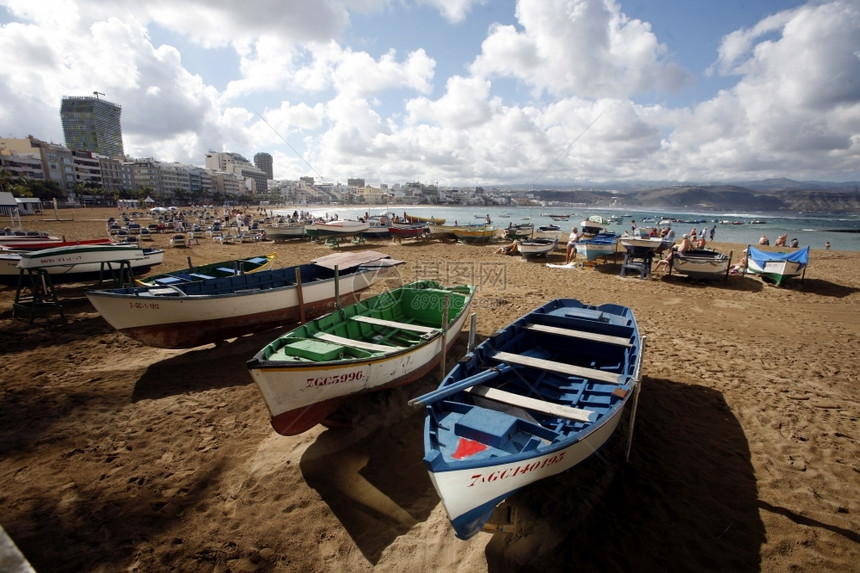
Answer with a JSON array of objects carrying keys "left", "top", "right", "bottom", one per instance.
[{"left": 532, "top": 184, "right": 860, "bottom": 214}]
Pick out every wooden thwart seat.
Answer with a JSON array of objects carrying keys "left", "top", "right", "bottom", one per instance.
[
  {"left": 522, "top": 323, "right": 632, "bottom": 347},
  {"left": 315, "top": 332, "right": 400, "bottom": 353},
  {"left": 491, "top": 351, "right": 624, "bottom": 384},
  {"left": 465, "top": 385, "right": 595, "bottom": 423},
  {"left": 351, "top": 315, "right": 440, "bottom": 334}
]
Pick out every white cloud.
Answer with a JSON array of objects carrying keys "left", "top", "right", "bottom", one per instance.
[{"left": 0, "top": 0, "right": 858, "bottom": 184}]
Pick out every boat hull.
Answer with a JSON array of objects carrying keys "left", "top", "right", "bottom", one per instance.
[
  {"left": 745, "top": 246, "right": 809, "bottom": 286},
  {"left": 86, "top": 252, "right": 402, "bottom": 348},
  {"left": 414, "top": 299, "right": 642, "bottom": 539},
  {"left": 579, "top": 234, "right": 618, "bottom": 261},
  {"left": 0, "top": 246, "right": 164, "bottom": 285},
  {"left": 428, "top": 402, "right": 627, "bottom": 539},
  {"left": 248, "top": 282, "right": 475, "bottom": 435},
  {"left": 518, "top": 238, "right": 557, "bottom": 258},
  {"left": 671, "top": 249, "right": 730, "bottom": 280}
]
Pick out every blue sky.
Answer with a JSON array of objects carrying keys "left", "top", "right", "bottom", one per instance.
[{"left": 0, "top": 0, "right": 857, "bottom": 187}]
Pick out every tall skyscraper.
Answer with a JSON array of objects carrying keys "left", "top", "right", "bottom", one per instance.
[
  {"left": 60, "top": 95, "right": 125, "bottom": 158},
  {"left": 254, "top": 152, "right": 273, "bottom": 179}
]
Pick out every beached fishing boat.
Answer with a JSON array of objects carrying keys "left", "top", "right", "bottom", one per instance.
[
  {"left": 267, "top": 224, "right": 306, "bottom": 241},
  {"left": 411, "top": 299, "right": 644, "bottom": 539},
  {"left": 0, "top": 244, "right": 164, "bottom": 286},
  {"left": 389, "top": 223, "right": 428, "bottom": 240},
  {"left": 533, "top": 224, "right": 564, "bottom": 244},
  {"left": 517, "top": 237, "right": 558, "bottom": 259},
  {"left": 86, "top": 251, "right": 403, "bottom": 349},
  {"left": 136, "top": 254, "right": 276, "bottom": 286},
  {"left": 744, "top": 245, "right": 809, "bottom": 286},
  {"left": 404, "top": 213, "right": 446, "bottom": 225},
  {"left": 0, "top": 237, "right": 113, "bottom": 252},
  {"left": 306, "top": 220, "right": 370, "bottom": 239},
  {"left": 670, "top": 248, "right": 730, "bottom": 280},
  {"left": 504, "top": 223, "right": 534, "bottom": 240},
  {"left": 0, "top": 230, "right": 62, "bottom": 247},
  {"left": 429, "top": 224, "right": 497, "bottom": 244},
  {"left": 578, "top": 233, "right": 619, "bottom": 262},
  {"left": 247, "top": 280, "right": 476, "bottom": 436},
  {"left": 580, "top": 215, "right": 610, "bottom": 237}
]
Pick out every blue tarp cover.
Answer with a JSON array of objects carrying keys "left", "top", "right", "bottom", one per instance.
[{"left": 748, "top": 245, "right": 810, "bottom": 265}]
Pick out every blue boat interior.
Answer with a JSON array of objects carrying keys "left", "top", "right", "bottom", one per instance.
[{"left": 423, "top": 299, "right": 640, "bottom": 469}]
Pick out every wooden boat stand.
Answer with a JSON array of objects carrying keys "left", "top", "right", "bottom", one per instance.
[
  {"left": 13, "top": 268, "right": 64, "bottom": 323},
  {"left": 12, "top": 260, "right": 136, "bottom": 323}
]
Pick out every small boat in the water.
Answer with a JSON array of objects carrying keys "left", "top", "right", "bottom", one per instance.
[
  {"left": 247, "top": 280, "right": 476, "bottom": 435},
  {"left": 411, "top": 299, "right": 644, "bottom": 539}
]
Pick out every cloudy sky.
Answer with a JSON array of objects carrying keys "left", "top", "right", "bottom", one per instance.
[{"left": 1, "top": 0, "right": 858, "bottom": 187}]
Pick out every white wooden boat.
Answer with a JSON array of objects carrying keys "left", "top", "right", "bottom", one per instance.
[
  {"left": 517, "top": 237, "right": 558, "bottom": 259},
  {"left": 429, "top": 224, "right": 497, "bottom": 243},
  {"left": 248, "top": 281, "right": 476, "bottom": 435},
  {"left": 745, "top": 245, "right": 809, "bottom": 286},
  {"left": 267, "top": 224, "right": 306, "bottom": 241},
  {"left": 0, "top": 244, "right": 164, "bottom": 285},
  {"left": 670, "top": 248, "right": 730, "bottom": 280},
  {"left": 0, "top": 230, "right": 62, "bottom": 247},
  {"left": 411, "top": 299, "right": 643, "bottom": 539},
  {"left": 86, "top": 251, "right": 403, "bottom": 348},
  {"left": 306, "top": 220, "right": 370, "bottom": 237},
  {"left": 578, "top": 233, "right": 619, "bottom": 262}
]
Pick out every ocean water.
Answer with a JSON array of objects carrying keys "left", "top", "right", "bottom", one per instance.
[{"left": 277, "top": 205, "right": 860, "bottom": 253}]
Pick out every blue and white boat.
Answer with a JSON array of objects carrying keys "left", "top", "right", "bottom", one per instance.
[
  {"left": 411, "top": 299, "right": 644, "bottom": 539},
  {"left": 578, "top": 232, "right": 619, "bottom": 262},
  {"left": 745, "top": 245, "right": 810, "bottom": 286}
]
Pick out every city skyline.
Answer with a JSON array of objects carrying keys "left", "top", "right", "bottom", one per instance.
[{"left": 1, "top": 0, "right": 858, "bottom": 187}]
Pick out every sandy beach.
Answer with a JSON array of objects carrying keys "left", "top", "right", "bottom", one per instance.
[{"left": 0, "top": 207, "right": 857, "bottom": 572}]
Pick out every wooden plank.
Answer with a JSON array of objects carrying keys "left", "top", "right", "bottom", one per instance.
[
  {"left": 351, "top": 315, "right": 439, "bottom": 334},
  {"left": 491, "top": 351, "right": 623, "bottom": 385},
  {"left": 465, "top": 385, "right": 595, "bottom": 422},
  {"left": 315, "top": 332, "right": 400, "bottom": 353},
  {"left": 522, "top": 323, "right": 631, "bottom": 347}
]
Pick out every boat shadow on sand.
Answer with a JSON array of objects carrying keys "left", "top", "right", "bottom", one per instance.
[
  {"left": 481, "top": 376, "right": 766, "bottom": 573},
  {"left": 295, "top": 346, "right": 767, "bottom": 571},
  {"left": 130, "top": 331, "right": 277, "bottom": 402}
]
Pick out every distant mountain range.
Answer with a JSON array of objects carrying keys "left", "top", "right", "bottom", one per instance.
[{"left": 530, "top": 179, "right": 860, "bottom": 214}]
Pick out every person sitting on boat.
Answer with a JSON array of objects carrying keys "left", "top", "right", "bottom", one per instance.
[
  {"left": 696, "top": 234, "right": 707, "bottom": 248},
  {"left": 677, "top": 233, "right": 693, "bottom": 253},
  {"left": 775, "top": 233, "right": 788, "bottom": 247},
  {"left": 565, "top": 227, "right": 580, "bottom": 264}
]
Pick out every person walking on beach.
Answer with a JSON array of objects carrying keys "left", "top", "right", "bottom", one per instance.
[
  {"left": 710, "top": 225, "right": 716, "bottom": 240},
  {"left": 565, "top": 226, "right": 579, "bottom": 264}
]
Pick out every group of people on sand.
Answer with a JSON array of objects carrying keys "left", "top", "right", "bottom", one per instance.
[
  {"left": 653, "top": 231, "right": 694, "bottom": 272},
  {"left": 760, "top": 233, "right": 800, "bottom": 248}
]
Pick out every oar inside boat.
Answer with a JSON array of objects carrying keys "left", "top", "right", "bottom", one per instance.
[{"left": 408, "top": 363, "right": 514, "bottom": 407}]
